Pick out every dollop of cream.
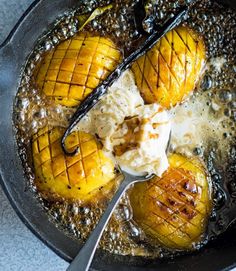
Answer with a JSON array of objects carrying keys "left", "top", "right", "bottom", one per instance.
[
  {"left": 77, "top": 70, "right": 170, "bottom": 177},
  {"left": 113, "top": 104, "right": 171, "bottom": 177},
  {"left": 78, "top": 70, "right": 144, "bottom": 138}
]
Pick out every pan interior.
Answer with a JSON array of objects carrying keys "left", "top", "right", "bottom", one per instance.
[{"left": 11, "top": 0, "right": 236, "bottom": 267}]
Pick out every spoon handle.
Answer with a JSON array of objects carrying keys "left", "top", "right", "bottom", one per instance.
[{"left": 66, "top": 177, "right": 130, "bottom": 271}]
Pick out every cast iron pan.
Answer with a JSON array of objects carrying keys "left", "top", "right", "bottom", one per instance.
[{"left": 0, "top": 0, "right": 236, "bottom": 270}]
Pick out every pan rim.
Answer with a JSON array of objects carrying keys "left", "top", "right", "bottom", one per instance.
[{"left": 0, "top": 0, "right": 236, "bottom": 270}]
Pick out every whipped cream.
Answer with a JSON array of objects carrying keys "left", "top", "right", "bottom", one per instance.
[
  {"left": 78, "top": 70, "right": 143, "bottom": 138},
  {"left": 112, "top": 103, "right": 170, "bottom": 176},
  {"left": 77, "top": 70, "right": 171, "bottom": 177}
]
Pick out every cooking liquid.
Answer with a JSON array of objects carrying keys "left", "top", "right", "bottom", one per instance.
[{"left": 14, "top": 0, "right": 235, "bottom": 258}]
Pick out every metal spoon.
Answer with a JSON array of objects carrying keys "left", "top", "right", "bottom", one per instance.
[
  {"left": 67, "top": 128, "right": 172, "bottom": 271},
  {"left": 66, "top": 5, "right": 187, "bottom": 271},
  {"left": 66, "top": 170, "right": 154, "bottom": 271}
]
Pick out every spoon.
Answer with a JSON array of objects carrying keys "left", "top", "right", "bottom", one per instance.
[
  {"left": 67, "top": 126, "right": 172, "bottom": 271},
  {"left": 66, "top": 5, "right": 188, "bottom": 271},
  {"left": 66, "top": 170, "right": 154, "bottom": 271}
]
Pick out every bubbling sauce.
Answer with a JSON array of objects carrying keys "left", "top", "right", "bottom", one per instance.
[{"left": 14, "top": 0, "right": 235, "bottom": 259}]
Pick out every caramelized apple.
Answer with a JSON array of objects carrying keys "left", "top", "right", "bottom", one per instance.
[
  {"left": 132, "top": 26, "right": 205, "bottom": 108},
  {"left": 34, "top": 32, "right": 121, "bottom": 107},
  {"left": 32, "top": 126, "right": 116, "bottom": 202},
  {"left": 129, "top": 153, "right": 211, "bottom": 250}
]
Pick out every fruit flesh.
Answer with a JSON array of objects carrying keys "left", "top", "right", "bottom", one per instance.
[
  {"left": 132, "top": 26, "right": 205, "bottom": 108},
  {"left": 34, "top": 32, "right": 121, "bottom": 107},
  {"left": 129, "top": 153, "right": 211, "bottom": 250},
  {"left": 32, "top": 126, "right": 116, "bottom": 202}
]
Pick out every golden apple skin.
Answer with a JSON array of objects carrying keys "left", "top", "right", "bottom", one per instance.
[
  {"left": 132, "top": 26, "right": 205, "bottom": 108},
  {"left": 32, "top": 126, "right": 116, "bottom": 202},
  {"left": 129, "top": 153, "right": 211, "bottom": 250},
  {"left": 35, "top": 32, "right": 121, "bottom": 107}
]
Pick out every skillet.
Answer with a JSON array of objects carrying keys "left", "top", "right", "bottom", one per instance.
[{"left": 0, "top": 0, "right": 236, "bottom": 270}]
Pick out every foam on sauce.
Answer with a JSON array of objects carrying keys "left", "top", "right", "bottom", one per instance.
[{"left": 170, "top": 91, "right": 231, "bottom": 159}]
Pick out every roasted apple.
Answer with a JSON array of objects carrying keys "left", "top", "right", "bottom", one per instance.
[
  {"left": 132, "top": 26, "right": 205, "bottom": 108},
  {"left": 32, "top": 126, "right": 116, "bottom": 202},
  {"left": 34, "top": 32, "right": 121, "bottom": 107},
  {"left": 129, "top": 153, "right": 211, "bottom": 250}
]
